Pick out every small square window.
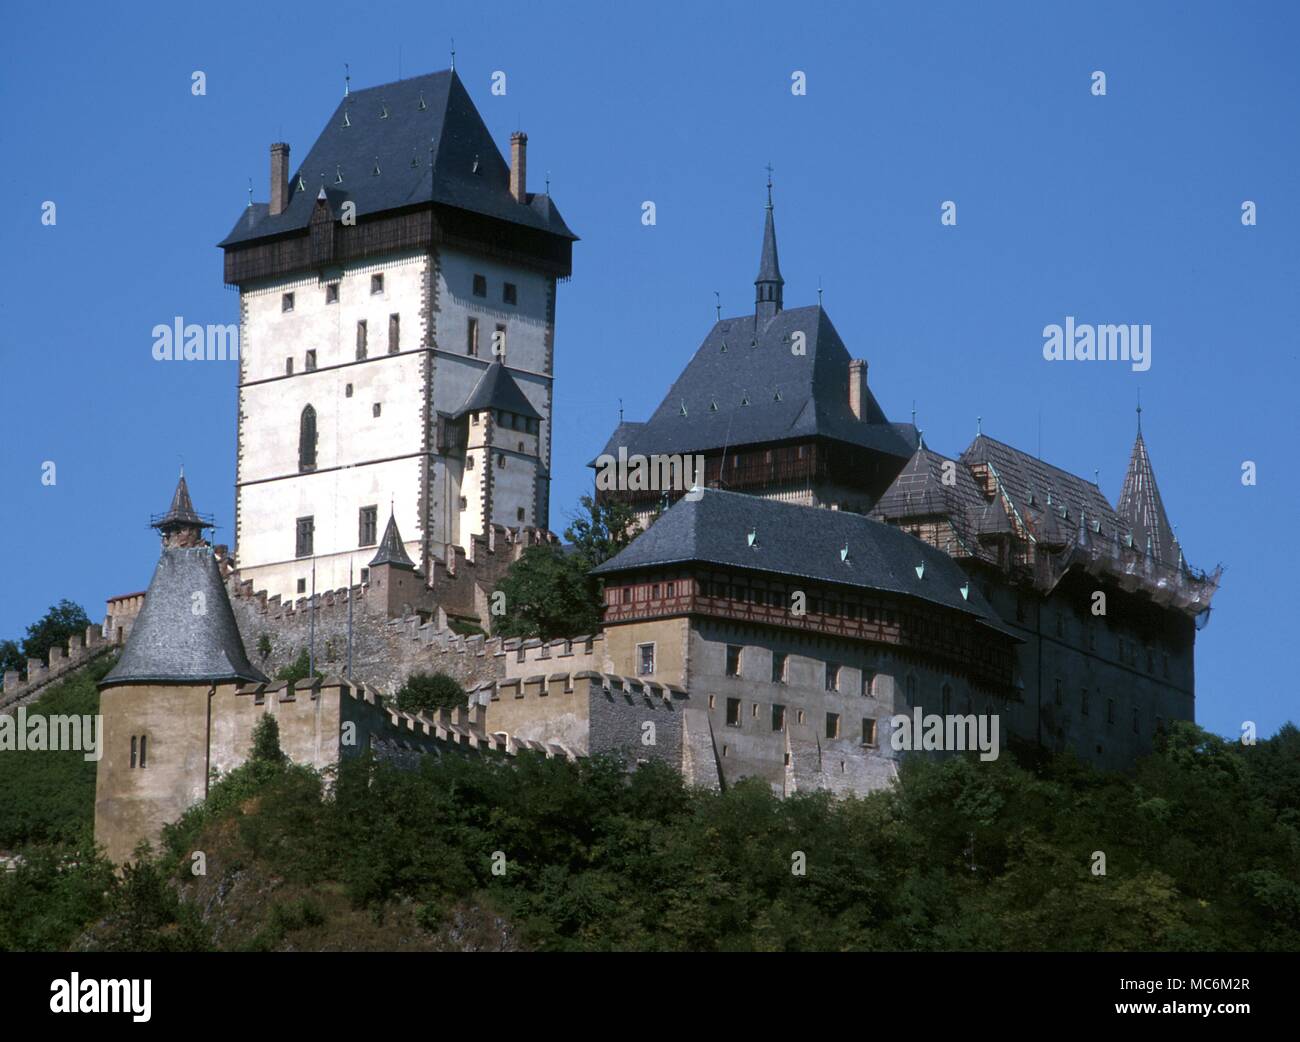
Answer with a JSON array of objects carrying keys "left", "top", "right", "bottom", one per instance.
[
  {"left": 373, "top": 403, "right": 382, "bottom": 417},
  {"left": 472, "top": 273, "right": 487, "bottom": 297},
  {"left": 371, "top": 273, "right": 384, "bottom": 295},
  {"left": 325, "top": 283, "right": 339, "bottom": 304},
  {"left": 305, "top": 349, "right": 317, "bottom": 371},
  {"left": 282, "top": 292, "right": 295, "bottom": 313},
  {"left": 503, "top": 282, "right": 517, "bottom": 305},
  {"left": 725, "top": 697, "right": 741, "bottom": 726},
  {"left": 637, "top": 643, "right": 654, "bottom": 676}
]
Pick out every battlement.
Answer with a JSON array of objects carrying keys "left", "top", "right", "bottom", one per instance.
[{"left": 0, "top": 623, "right": 113, "bottom": 714}]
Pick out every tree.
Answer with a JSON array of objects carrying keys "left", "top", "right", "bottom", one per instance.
[
  {"left": 491, "top": 545, "right": 602, "bottom": 640},
  {"left": 251, "top": 714, "right": 285, "bottom": 765},
  {"left": 0, "top": 641, "right": 23, "bottom": 684},
  {"left": 395, "top": 672, "right": 466, "bottom": 716},
  {"left": 15, "top": 600, "right": 91, "bottom": 675},
  {"left": 276, "top": 648, "right": 322, "bottom": 684},
  {"left": 563, "top": 493, "right": 637, "bottom": 569}
]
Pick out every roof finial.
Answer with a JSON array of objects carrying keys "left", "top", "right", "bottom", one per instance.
[
  {"left": 714, "top": 290, "right": 721, "bottom": 320},
  {"left": 246, "top": 178, "right": 253, "bottom": 208},
  {"left": 450, "top": 38, "right": 456, "bottom": 71},
  {"left": 765, "top": 162, "right": 774, "bottom": 209},
  {"left": 976, "top": 415, "right": 982, "bottom": 435},
  {"left": 344, "top": 62, "right": 351, "bottom": 97},
  {"left": 619, "top": 398, "right": 624, "bottom": 423},
  {"left": 817, "top": 276, "right": 823, "bottom": 307},
  {"left": 911, "top": 401, "right": 917, "bottom": 427},
  {"left": 1136, "top": 387, "right": 1143, "bottom": 434},
  {"left": 545, "top": 170, "right": 551, "bottom": 193}
]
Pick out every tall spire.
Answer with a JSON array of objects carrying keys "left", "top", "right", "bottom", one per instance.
[
  {"left": 754, "top": 165, "right": 784, "bottom": 323},
  {"left": 1118, "top": 419, "right": 1179, "bottom": 569},
  {"left": 368, "top": 510, "right": 417, "bottom": 570}
]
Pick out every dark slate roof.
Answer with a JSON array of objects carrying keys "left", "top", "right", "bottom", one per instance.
[
  {"left": 599, "top": 306, "right": 915, "bottom": 460},
  {"left": 151, "top": 474, "right": 209, "bottom": 530},
  {"left": 454, "top": 361, "right": 541, "bottom": 420},
  {"left": 871, "top": 444, "right": 986, "bottom": 528},
  {"left": 220, "top": 70, "right": 575, "bottom": 247},
  {"left": 369, "top": 513, "right": 418, "bottom": 569},
  {"left": 592, "top": 490, "right": 1018, "bottom": 639},
  {"left": 101, "top": 548, "right": 268, "bottom": 688},
  {"left": 960, "top": 434, "right": 1124, "bottom": 548},
  {"left": 1117, "top": 431, "right": 1180, "bottom": 567}
]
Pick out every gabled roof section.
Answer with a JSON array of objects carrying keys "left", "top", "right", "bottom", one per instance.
[
  {"left": 101, "top": 548, "right": 268, "bottom": 688},
  {"left": 220, "top": 69, "right": 575, "bottom": 247},
  {"left": 960, "top": 434, "right": 1123, "bottom": 547},
  {"left": 871, "top": 444, "right": 986, "bottom": 525},
  {"left": 1118, "top": 430, "right": 1179, "bottom": 567},
  {"left": 593, "top": 489, "right": 1018, "bottom": 638},
  {"left": 600, "top": 306, "right": 913, "bottom": 460},
  {"left": 369, "top": 513, "right": 418, "bottom": 570},
  {"left": 454, "top": 361, "right": 541, "bottom": 420}
]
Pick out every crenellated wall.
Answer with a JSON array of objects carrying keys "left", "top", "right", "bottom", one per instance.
[{"left": 0, "top": 624, "right": 115, "bottom": 714}]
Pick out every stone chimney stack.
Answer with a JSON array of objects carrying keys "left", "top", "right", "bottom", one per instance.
[
  {"left": 270, "top": 142, "right": 290, "bottom": 216},
  {"left": 509, "top": 132, "right": 527, "bottom": 203},
  {"left": 848, "top": 359, "right": 867, "bottom": 420}
]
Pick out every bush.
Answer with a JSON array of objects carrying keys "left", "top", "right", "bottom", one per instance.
[{"left": 395, "top": 672, "right": 466, "bottom": 716}]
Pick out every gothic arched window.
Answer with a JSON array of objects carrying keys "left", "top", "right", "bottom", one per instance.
[{"left": 299, "top": 405, "right": 317, "bottom": 472}]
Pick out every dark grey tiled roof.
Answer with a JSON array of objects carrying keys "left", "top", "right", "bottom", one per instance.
[
  {"left": 1118, "top": 431, "right": 1180, "bottom": 567},
  {"left": 592, "top": 489, "right": 1017, "bottom": 638},
  {"left": 871, "top": 444, "right": 986, "bottom": 526},
  {"left": 220, "top": 70, "right": 575, "bottom": 247},
  {"left": 152, "top": 474, "right": 208, "bottom": 530},
  {"left": 960, "top": 434, "right": 1124, "bottom": 548},
  {"left": 369, "top": 513, "right": 417, "bottom": 569},
  {"left": 454, "top": 361, "right": 541, "bottom": 420},
  {"left": 101, "top": 548, "right": 268, "bottom": 688},
  {"left": 600, "top": 306, "right": 915, "bottom": 459}
]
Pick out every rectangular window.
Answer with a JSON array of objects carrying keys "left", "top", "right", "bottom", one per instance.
[
  {"left": 282, "top": 292, "right": 294, "bottom": 313},
  {"left": 473, "top": 273, "right": 487, "bottom": 297},
  {"left": 862, "top": 718, "right": 877, "bottom": 746},
  {"left": 359, "top": 567, "right": 369, "bottom": 584},
  {"left": 325, "top": 283, "right": 339, "bottom": 304},
  {"left": 285, "top": 357, "right": 294, "bottom": 375},
  {"left": 772, "top": 704, "right": 786, "bottom": 731},
  {"left": 345, "top": 383, "right": 353, "bottom": 398},
  {"left": 503, "top": 281, "right": 517, "bottom": 305},
  {"left": 826, "top": 662, "right": 841, "bottom": 691},
  {"left": 373, "top": 403, "right": 382, "bottom": 417},
  {"left": 725, "top": 697, "right": 741, "bottom": 727},
  {"left": 637, "top": 643, "right": 655, "bottom": 676},
  {"left": 725, "top": 645, "right": 742, "bottom": 678},
  {"left": 771, "top": 652, "right": 787, "bottom": 683},
  {"left": 305, "top": 349, "right": 317, "bottom": 371},
  {"left": 130, "top": 735, "right": 137, "bottom": 768},
  {"left": 356, "top": 320, "right": 368, "bottom": 360},
  {"left": 826, "top": 712, "right": 840, "bottom": 740},
  {"left": 296, "top": 516, "right": 314, "bottom": 558},
  {"left": 297, "top": 578, "right": 306, "bottom": 594},
  {"left": 359, "top": 505, "right": 378, "bottom": 547},
  {"left": 139, "top": 735, "right": 147, "bottom": 769},
  {"left": 467, "top": 317, "right": 479, "bottom": 356},
  {"left": 371, "top": 273, "right": 384, "bottom": 295},
  {"left": 388, "top": 313, "right": 400, "bottom": 353}
]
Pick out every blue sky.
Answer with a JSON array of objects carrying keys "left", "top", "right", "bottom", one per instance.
[{"left": 1, "top": 1, "right": 1295, "bottom": 739}]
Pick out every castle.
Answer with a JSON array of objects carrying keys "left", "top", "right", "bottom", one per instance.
[{"left": 77, "top": 69, "right": 1220, "bottom": 863}]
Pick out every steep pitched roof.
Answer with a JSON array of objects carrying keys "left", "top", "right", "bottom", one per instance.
[
  {"left": 220, "top": 70, "right": 575, "bottom": 247},
  {"left": 601, "top": 306, "right": 914, "bottom": 460},
  {"left": 1118, "top": 430, "right": 1179, "bottom": 567},
  {"left": 101, "top": 547, "right": 268, "bottom": 688},
  {"left": 369, "top": 513, "right": 418, "bottom": 570},
  {"left": 454, "top": 361, "right": 541, "bottom": 420},
  {"left": 151, "top": 473, "right": 210, "bottom": 531},
  {"left": 593, "top": 489, "right": 1018, "bottom": 638},
  {"left": 960, "top": 434, "right": 1123, "bottom": 548},
  {"left": 871, "top": 444, "right": 986, "bottom": 525}
]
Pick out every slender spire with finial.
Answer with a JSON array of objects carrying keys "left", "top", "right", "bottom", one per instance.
[
  {"left": 344, "top": 62, "right": 351, "bottom": 97},
  {"left": 714, "top": 290, "right": 721, "bottom": 321},
  {"left": 1136, "top": 387, "right": 1143, "bottom": 434},
  {"left": 754, "top": 164, "right": 784, "bottom": 323},
  {"left": 976, "top": 415, "right": 982, "bottom": 435},
  {"left": 450, "top": 38, "right": 456, "bottom": 71},
  {"left": 817, "top": 276, "right": 823, "bottom": 307},
  {"left": 247, "top": 178, "right": 253, "bottom": 208}
]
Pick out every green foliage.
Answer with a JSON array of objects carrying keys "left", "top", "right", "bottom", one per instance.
[
  {"left": 562, "top": 493, "right": 637, "bottom": 569},
  {"left": 85, "top": 858, "right": 211, "bottom": 952},
  {"left": 0, "top": 841, "right": 115, "bottom": 951},
  {"left": 0, "top": 640, "right": 23, "bottom": 683},
  {"left": 256, "top": 633, "right": 273, "bottom": 660},
  {"left": 490, "top": 545, "right": 602, "bottom": 640},
  {"left": 0, "top": 655, "right": 112, "bottom": 848},
  {"left": 396, "top": 672, "right": 466, "bottom": 716},
  {"left": 276, "top": 648, "right": 323, "bottom": 683},
  {"left": 251, "top": 714, "right": 285, "bottom": 764},
  {"left": 20, "top": 600, "right": 91, "bottom": 668}
]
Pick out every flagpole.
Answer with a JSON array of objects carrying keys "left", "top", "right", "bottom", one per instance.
[
  {"left": 347, "top": 557, "right": 354, "bottom": 681},
  {"left": 309, "top": 557, "right": 316, "bottom": 677}
]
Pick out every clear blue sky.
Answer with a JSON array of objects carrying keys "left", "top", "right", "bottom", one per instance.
[{"left": 2, "top": 1, "right": 1295, "bottom": 739}]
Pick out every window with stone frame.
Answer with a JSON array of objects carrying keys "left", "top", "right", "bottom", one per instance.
[
  {"left": 825, "top": 712, "right": 840, "bottom": 739},
  {"left": 325, "top": 283, "right": 339, "bottom": 304},
  {"left": 467, "top": 316, "right": 479, "bottom": 356},
  {"left": 388, "top": 313, "right": 400, "bottom": 353},
  {"left": 637, "top": 643, "right": 655, "bottom": 676},
  {"left": 771, "top": 651, "right": 787, "bottom": 683},
  {"left": 298, "top": 405, "right": 317, "bottom": 472},
  {"left": 295, "top": 516, "right": 314, "bottom": 558},
  {"left": 861, "top": 718, "right": 877, "bottom": 746},
  {"left": 472, "top": 273, "right": 487, "bottom": 297},
  {"left": 503, "top": 281, "right": 517, "bottom": 305},
  {"left": 358, "top": 505, "right": 378, "bottom": 547},
  {"left": 371, "top": 273, "right": 384, "bottom": 295},
  {"left": 772, "top": 704, "right": 786, "bottom": 731},
  {"left": 725, "top": 644, "right": 742, "bottom": 677},
  {"left": 825, "top": 662, "right": 841, "bottom": 691},
  {"left": 356, "top": 320, "right": 368, "bottom": 360},
  {"left": 725, "top": 697, "right": 741, "bottom": 727},
  {"left": 282, "top": 292, "right": 294, "bottom": 312}
]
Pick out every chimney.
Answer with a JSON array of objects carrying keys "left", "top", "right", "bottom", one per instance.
[
  {"left": 848, "top": 359, "right": 867, "bottom": 420},
  {"left": 509, "top": 131, "right": 527, "bottom": 203},
  {"left": 270, "top": 142, "right": 290, "bottom": 216}
]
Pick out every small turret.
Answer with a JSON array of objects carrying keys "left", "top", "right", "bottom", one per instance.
[{"left": 754, "top": 173, "right": 784, "bottom": 323}]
